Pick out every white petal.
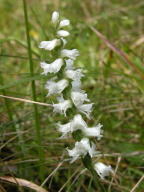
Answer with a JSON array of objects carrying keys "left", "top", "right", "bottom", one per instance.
[
  {"left": 65, "top": 59, "right": 74, "bottom": 70},
  {"left": 61, "top": 49, "right": 79, "bottom": 60},
  {"left": 65, "top": 69, "right": 84, "bottom": 80},
  {"left": 71, "top": 91, "right": 89, "bottom": 106},
  {"left": 39, "top": 39, "right": 60, "bottom": 51},
  {"left": 70, "top": 114, "right": 87, "bottom": 132},
  {"left": 57, "top": 122, "right": 71, "bottom": 137},
  {"left": 77, "top": 103, "right": 93, "bottom": 118},
  {"left": 51, "top": 11, "right": 59, "bottom": 24},
  {"left": 83, "top": 124, "right": 103, "bottom": 139},
  {"left": 56, "top": 94, "right": 65, "bottom": 102},
  {"left": 53, "top": 100, "right": 71, "bottom": 116},
  {"left": 59, "top": 19, "right": 70, "bottom": 27},
  {"left": 40, "top": 58, "right": 63, "bottom": 75},
  {"left": 57, "top": 30, "right": 70, "bottom": 37},
  {"left": 45, "top": 79, "right": 68, "bottom": 96},
  {"left": 71, "top": 80, "right": 82, "bottom": 91},
  {"left": 67, "top": 138, "right": 98, "bottom": 163},
  {"left": 94, "top": 162, "right": 113, "bottom": 179}
]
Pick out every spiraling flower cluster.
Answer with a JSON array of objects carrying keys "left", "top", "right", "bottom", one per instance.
[{"left": 39, "top": 11, "right": 113, "bottom": 179}]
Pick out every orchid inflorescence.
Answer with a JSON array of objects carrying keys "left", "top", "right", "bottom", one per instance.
[{"left": 39, "top": 11, "right": 113, "bottom": 180}]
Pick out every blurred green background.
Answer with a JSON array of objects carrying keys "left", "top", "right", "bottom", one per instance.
[{"left": 0, "top": 0, "right": 144, "bottom": 191}]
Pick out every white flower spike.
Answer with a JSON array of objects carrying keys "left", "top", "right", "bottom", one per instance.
[
  {"left": 94, "top": 162, "right": 113, "bottom": 179},
  {"left": 67, "top": 138, "right": 98, "bottom": 163},
  {"left": 45, "top": 79, "right": 68, "bottom": 96},
  {"left": 51, "top": 11, "right": 59, "bottom": 24},
  {"left": 40, "top": 58, "right": 63, "bottom": 75},
  {"left": 39, "top": 39, "right": 60, "bottom": 51},
  {"left": 57, "top": 30, "right": 70, "bottom": 37},
  {"left": 59, "top": 19, "right": 70, "bottom": 28},
  {"left": 39, "top": 11, "right": 113, "bottom": 179},
  {"left": 61, "top": 49, "right": 80, "bottom": 60}
]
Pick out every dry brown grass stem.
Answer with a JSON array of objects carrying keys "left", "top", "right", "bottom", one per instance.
[
  {"left": 0, "top": 95, "right": 52, "bottom": 107},
  {"left": 0, "top": 176, "right": 48, "bottom": 192}
]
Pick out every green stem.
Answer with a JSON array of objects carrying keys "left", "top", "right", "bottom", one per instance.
[
  {"left": 82, "top": 154, "right": 106, "bottom": 192},
  {"left": 22, "top": 0, "right": 44, "bottom": 180}
]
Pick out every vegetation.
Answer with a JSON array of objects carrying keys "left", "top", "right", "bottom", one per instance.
[{"left": 0, "top": 0, "right": 144, "bottom": 191}]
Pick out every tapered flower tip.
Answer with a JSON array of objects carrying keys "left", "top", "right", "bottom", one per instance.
[
  {"left": 51, "top": 11, "right": 59, "bottom": 24},
  {"left": 59, "top": 19, "right": 70, "bottom": 28},
  {"left": 57, "top": 30, "right": 70, "bottom": 37},
  {"left": 94, "top": 162, "right": 113, "bottom": 179},
  {"left": 39, "top": 39, "right": 60, "bottom": 51},
  {"left": 61, "top": 49, "right": 80, "bottom": 60}
]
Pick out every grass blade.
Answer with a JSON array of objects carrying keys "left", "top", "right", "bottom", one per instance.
[{"left": 22, "top": 0, "right": 45, "bottom": 180}]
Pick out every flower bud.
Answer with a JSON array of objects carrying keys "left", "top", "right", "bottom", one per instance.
[
  {"left": 57, "top": 30, "right": 70, "bottom": 37},
  {"left": 51, "top": 11, "right": 59, "bottom": 24},
  {"left": 59, "top": 19, "right": 70, "bottom": 27}
]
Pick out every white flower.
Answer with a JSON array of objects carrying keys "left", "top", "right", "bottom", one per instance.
[
  {"left": 45, "top": 79, "right": 68, "bottom": 96},
  {"left": 61, "top": 49, "right": 80, "bottom": 60},
  {"left": 59, "top": 19, "right": 70, "bottom": 28},
  {"left": 65, "top": 59, "right": 74, "bottom": 70},
  {"left": 58, "top": 114, "right": 103, "bottom": 139},
  {"left": 71, "top": 80, "right": 82, "bottom": 91},
  {"left": 57, "top": 30, "right": 70, "bottom": 37},
  {"left": 77, "top": 103, "right": 93, "bottom": 118},
  {"left": 94, "top": 162, "right": 113, "bottom": 179},
  {"left": 58, "top": 114, "right": 87, "bottom": 137},
  {"left": 83, "top": 124, "right": 103, "bottom": 140},
  {"left": 57, "top": 122, "right": 71, "bottom": 137},
  {"left": 39, "top": 39, "right": 60, "bottom": 51},
  {"left": 71, "top": 91, "right": 90, "bottom": 106},
  {"left": 70, "top": 114, "right": 87, "bottom": 132},
  {"left": 40, "top": 58, "right": 63, "bottom": 75},
  {"left": 53, "top": 99, "right": 71, "bottom": 116},
  {"left": 67, "top": 138, "right": 98, "bottom": 163},
  {"left": 65, "top": 69, "right": 84, "bottom": 80},
  {"left": 51, "top": 11, "right": 59, "bottom": 24}
]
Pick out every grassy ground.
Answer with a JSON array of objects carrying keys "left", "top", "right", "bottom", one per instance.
[{"left": 0, "top": 0, "right": 144, "bottom": 191}]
